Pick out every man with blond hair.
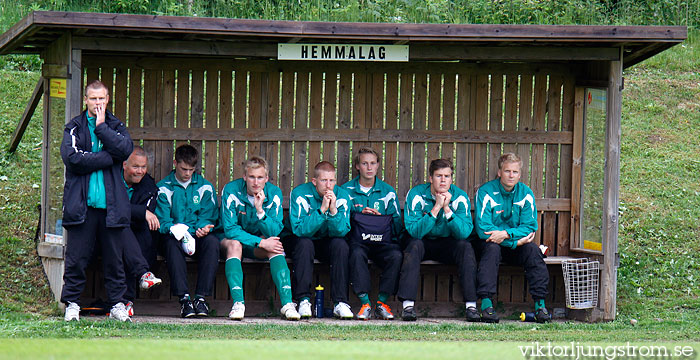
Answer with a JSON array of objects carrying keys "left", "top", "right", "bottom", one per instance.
[
  {"left": 60, "top": 80, "right": 133, "bottom": 322},
  {"left": 219, "top": 156, "right": 300, "bottom": 321},
  {"left": 474, "top": 153, "right": 550, "bottom": 323},
  {"left": 285, "top": 161, "right": 353, "bottom": 319}
]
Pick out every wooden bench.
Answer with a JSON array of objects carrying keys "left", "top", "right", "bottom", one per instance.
[{"left": 81, "top": 246, "right": 573, "bottom": 317}]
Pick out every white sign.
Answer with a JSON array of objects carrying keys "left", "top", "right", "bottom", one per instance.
[{"left": 278, "top": 44, "right": 408, "bottom": 62}]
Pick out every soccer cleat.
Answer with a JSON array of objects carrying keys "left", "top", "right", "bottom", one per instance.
[
  {"left": 480, "top": 307, "right": 500, "bottom": 323},
  {"left": 465, "top": 306, "right": 480, "bottom": 322},
  {"left": 535, "top": 308, "right": 552, "bottom": 323},
  {"left": 401, "top": 306, "right": 417, "bottom": 321},
  {"left": 228, "top": 302, "right": 245, "bottom": 320},
  {"left": 64, "top": 302, "right": 80, "bottom": 322},
  {"left": 125, "top": 301, "right": 134, "bottom": 317},
  {"left": 139, "top": 272, "right": 162, "bottom": 290},
  {"left": 375, "top": 301, "right": 395, "bottom": 320},
  {"left": 298, "top": 299, "right": 312, "bottom": 319},
  {"left": 280, "top": 303, "right": 301, "bottom": 321},
  {"left": 109, "top": 302, "right": 132, "bottom": 322},
  {"left": 356, "top": 303, "right": 371, "bottom": 321},
  {"left": 333, "top": 302, "right": 353, "bottom": 320},
  {"left": 180, "top": 298, "right": 196, "bottom": 318},
  {"left": 193, "top": 297, "right": 210, "bottom": 317}
]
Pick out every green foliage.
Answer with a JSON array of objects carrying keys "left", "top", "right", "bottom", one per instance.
[
  {"left": 1, "top": 0, "right": 699, "bottom": 33},
  {"left": 0, "top": 55, "right": 41, "bottom": 72}
]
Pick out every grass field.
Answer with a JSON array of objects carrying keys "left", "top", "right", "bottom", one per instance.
[{"left": 1, "top": 338, "right": 699, "bottom": 360}]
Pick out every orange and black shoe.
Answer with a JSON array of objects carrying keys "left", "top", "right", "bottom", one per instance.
[
  {"left": 375, "top": 301, "right": 395, "bottom": 320},
  {"left": 356, "top": 303, "right": 371, "bottom": 320}
]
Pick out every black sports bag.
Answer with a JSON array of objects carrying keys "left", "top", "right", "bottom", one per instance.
[{"left": 349, "top": 212, "right": 393, "bottom": 244}]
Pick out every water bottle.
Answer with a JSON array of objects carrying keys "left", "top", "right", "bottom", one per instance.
[
  {"left": 315, "top": 285, "right": 325, "bottom": 318},
  {"left": 520, "top": 312, "right": 536, "bottom": 322}
]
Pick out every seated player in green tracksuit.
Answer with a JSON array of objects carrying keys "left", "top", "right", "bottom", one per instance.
[
  {"left": 473, "top": 152, "right": 551, "bottom": 323},
  {"left": 397, "top": 158, "right": 479, "bottom": 322},
  {"left": 284, "top": 161, "right": 354, "bottom": 319},
  {"left": 219, "top": 156, "right": 300, "bottom": 321},
  {"left": 341, "top": 147, "right": 402, "bottom": 320},
  {"left": 155, "top": 144, "right": 220, "bottom": 318}
]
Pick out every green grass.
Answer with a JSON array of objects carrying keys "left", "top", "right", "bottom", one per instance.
[
  {"left": 615, "top": 31, "right": 700, "bottom": 324},
  {"left": 0, "top": 69, "right": 55, "bottom": 317},
  {"left": 1, "top": 338, "right": 698, "bottom": 360},
  {"left": 1, "top": 318, "right": 700, "bottom": 341},
  {"left": 2, "top": 339, "right": 695, "bottom": 360}
]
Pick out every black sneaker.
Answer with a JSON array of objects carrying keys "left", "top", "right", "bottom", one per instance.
[
  {"left": 466, "top": 306, "right": 480, "bottom": 322},
  {"left": 481, "top": 307, "right": 500, "bottom": 323},
  {"left": 193, "top": 298, "right": 210, "bottom": 317},
  {"left": 401, "top": 306, "right": 417, "bottom": 321},
  {"left": 535, "top": 308, "right": 552, "bottom": 323},
  {"left": 180, "top": 298, "right": 195, "bottom": 318}
]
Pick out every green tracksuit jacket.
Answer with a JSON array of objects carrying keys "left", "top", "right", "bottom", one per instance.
[
  {"left": 474, "top": 179, "right": 538, "bottom": 249},
  {"left": 404, "top": 183, "right": 473, "bottom": 240},
  {"left": 288, "top": 182, "right": 351, "bottom": 240},
  {"left": 156, "top": 171, "right": 219, "bottom": 236},
  {"left": 220, "top": 179, "right": 284, "bottom": 248},
  {"left": 341, "top": 176, "right": 402, "bottom": 239}
]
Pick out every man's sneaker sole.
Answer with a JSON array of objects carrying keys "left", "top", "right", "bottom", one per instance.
[{"left": 334, "top": 315, "right": 353, "bottom": 320}]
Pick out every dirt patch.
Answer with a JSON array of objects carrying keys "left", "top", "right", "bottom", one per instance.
[{"left": 647, "top": 132, "right": 666, "bottom": 144}]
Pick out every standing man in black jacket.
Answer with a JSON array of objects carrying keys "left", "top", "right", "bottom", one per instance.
[
  {"left": 60, "top": 80, "right": 133, "bottom": 322},
  {"left": 121, "top": 146, "right": 162, "bottom": 316}
]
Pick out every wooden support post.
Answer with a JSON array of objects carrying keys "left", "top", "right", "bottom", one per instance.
[
  {"left": 8, "top": 78, "right": 43, "bottom": 153},
  {"left": 600, "top": 52, "right": 623, "bottom": 321},
  {"left": 570, "top": 87, "right": 585, "bottom": 251}
]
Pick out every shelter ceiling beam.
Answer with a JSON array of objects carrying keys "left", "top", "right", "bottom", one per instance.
[
  {"left": 127, "top": 127, "right": 572, "bottom": 144},
  {"left": 73, "top": 37, "right": 276, "bottom": 58},
  {"left": 74, "top": 36, "right": 621, "bottom": 62}
]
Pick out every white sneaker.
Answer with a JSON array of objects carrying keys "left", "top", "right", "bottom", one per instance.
[
  {"left": 298, "top": 299, "right": 312, "bottom": 318},
  {"left": 333, "top": 302, "right": 353, "bottom": 320},
  {"left": 139, "top": 272, "right": 162, "bottom": 290},
  {"left": 109, "top": 302, "right": 132, "bottom": 322},
  {"left": 228, "top": 302, "right": 245, "bottom": 320},
  {"left": 64, "top": 302, "right": 80, "bottom": 321},
  {"left": 280, "top": 303, "right": 301, "bottom": 321}
]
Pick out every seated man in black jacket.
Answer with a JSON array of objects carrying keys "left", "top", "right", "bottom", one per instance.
[{"left": 121, "top": 146, "right": 162, "bottom": 316}]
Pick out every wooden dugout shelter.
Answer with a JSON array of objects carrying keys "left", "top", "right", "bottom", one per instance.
[{"left": 2, "top": 11, "right": 686, "bottom": 321}]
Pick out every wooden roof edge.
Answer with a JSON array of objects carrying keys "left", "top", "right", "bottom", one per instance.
[
  {"left": 0, "top": 11, "right": 687, "bottom": 56},
  {"left": 22, "top": 11, "right": 691, "bottom": 41},
  {"left": 0, "top": 12, "right": 34, "bottom": 55}
]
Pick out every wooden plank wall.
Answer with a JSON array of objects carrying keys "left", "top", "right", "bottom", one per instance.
[{"left": 83, "top": 57, "right": 576, "bottom": 306}]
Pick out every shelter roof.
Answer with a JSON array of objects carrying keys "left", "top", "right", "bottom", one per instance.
[{"left": 0, "top": 11, "right": 687, "bottom": 67}]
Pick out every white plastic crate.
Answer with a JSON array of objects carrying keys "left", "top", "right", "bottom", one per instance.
[{"left": 561, "top": 258, "right": 600, "bottom": 309}]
